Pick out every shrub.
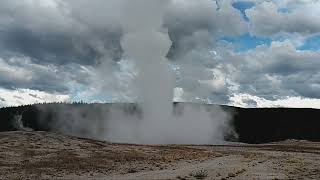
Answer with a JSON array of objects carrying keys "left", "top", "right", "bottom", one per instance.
[{"left": 190, "top": 169, "right": 208, "bottom": 179}]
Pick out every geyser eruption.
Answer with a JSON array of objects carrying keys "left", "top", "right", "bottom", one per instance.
[
  {"left": 120, "top": 0, "right": 175, "bottom": 143},
  {"left": 36, "top": 0, "right": 233, "bottom": 145},
  {"left": 117, "top": 0, "right": 230, "bottom": 144}
]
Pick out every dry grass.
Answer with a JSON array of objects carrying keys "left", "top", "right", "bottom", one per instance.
[
  {"left": 0, "top": 132, "right": 220, "bottom": 178},
  {"left": 2, "top": 132, "right": 320, "bottom": 180}
]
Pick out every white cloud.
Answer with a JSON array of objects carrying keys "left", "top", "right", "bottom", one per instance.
[
  {"left": 0, "top": 88, "right": 70, "bottom": 107},
  {"left": 0, "top": 58, "right": 33, "bottom": 82},
  {"left": 174, "top": 87, "right": 185, "bottom": 102},
  {"left": 198, "top": 68, "right": 227, "bottom": 93},
  {"left": 229, "top": 93, "right": 320, "bottom": 109}
]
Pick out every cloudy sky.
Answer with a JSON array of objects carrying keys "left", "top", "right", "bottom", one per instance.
[{"left": 0, "top": 0, "right": 320, "bottom": 108}]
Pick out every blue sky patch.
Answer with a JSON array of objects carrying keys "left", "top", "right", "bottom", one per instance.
[
  {"left": 232, "top": 1, "right": 255, "bottom": 21},
  {"left": 220, "top": 33, "right": 272, "bottom": 52},
  {"left": 278, "top": 7, "right": 290, "bottom": 13},
  {"left": 299, "top": 35, "right": 320, "bottom": 51}
]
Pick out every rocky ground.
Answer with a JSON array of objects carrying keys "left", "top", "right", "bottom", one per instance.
[{"left": 1, "top": 131, "right": 320, "bottom": 179}]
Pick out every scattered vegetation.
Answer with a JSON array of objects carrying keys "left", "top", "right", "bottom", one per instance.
[{"left": 190, "top": 169, "right": 208, "bottom": 179}]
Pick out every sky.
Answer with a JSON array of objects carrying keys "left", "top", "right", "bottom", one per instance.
[{"left": 0, "top": 0, "right": 320, "bottom": 108}]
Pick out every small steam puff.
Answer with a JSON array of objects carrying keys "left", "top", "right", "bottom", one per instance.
[{"left": 37, "top": 0, "right": 234, "bottom": 145}]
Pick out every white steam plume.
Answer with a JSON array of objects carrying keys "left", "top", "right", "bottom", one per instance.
[
  {"left": 112, "top": 0, "right": 230, "bottom": 144},
  {"left": 36, "top": 0, "right": 233, "bottom": 145},
  {"left": 120, "top": 0, "right": 175, "bottom": 143}
]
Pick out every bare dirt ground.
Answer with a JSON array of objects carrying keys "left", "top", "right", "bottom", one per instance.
[{"left": 1, "top": 131, "right": 320, "bottom": 179}]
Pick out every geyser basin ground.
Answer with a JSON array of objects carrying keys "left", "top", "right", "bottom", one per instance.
[{"left": 1, "top": 131, "right": 320, "bottom": 179}]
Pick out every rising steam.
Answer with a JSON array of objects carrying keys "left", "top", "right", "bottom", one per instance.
[
  {"left": 36, "top": 0, "right": 233, "bottom": 145},
  {"left": 120, "top": 0, "right": 176, "bottom": 143}
]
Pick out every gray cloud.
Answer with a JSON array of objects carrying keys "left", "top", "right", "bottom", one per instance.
[
  {"left": 0, "top": 0, "right": 248, "bottom": 99},
  {"left": 173, "top": 39, "right": 320, "bottom": 103},
  {"left": 222, "top": 41, "right": 320, "bottom": 99},
  {"left": 0, "top": 0, "right": 247, "bottom": 65},
  {"left": 246, "top": 1, "right": 320, "bottom": 37},
  {"left": 0, "top": 0, "right": 319, "bottom": 107},
  {"left": 0, "top": 0, "right": 123, "bottom": 66},
  {"left": 0, "top": 27, "right": 104, "bottom": 65},
  {"left": 0, "top": 56, "right": 91, "bottom": 93},
  {"left": 166, "top": 0, "right": 247, "bottom": 59}
]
